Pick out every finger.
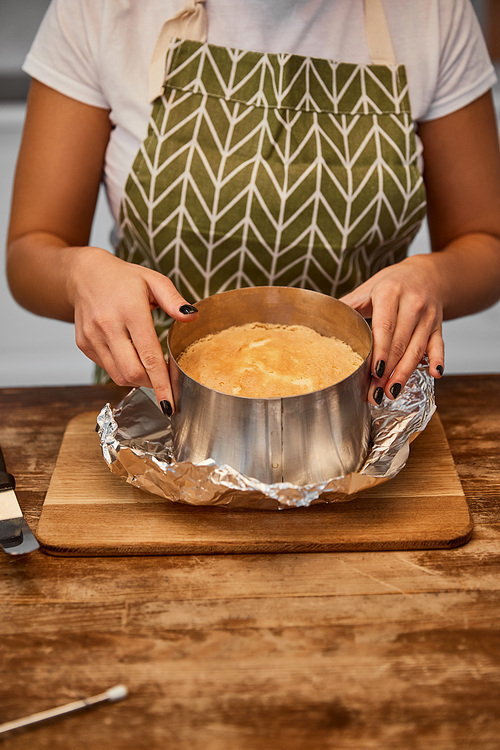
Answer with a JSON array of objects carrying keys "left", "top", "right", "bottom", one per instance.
[
  {"left": 89, "top": 332, "right": 156, "bottom": 390},
  {"left": 427, "top": 328, "right": 445, "bottom": 379},
  {"left": 76, "top": 309, "right": 171, "bottom": 413},
  {"left": 76, "top": 341, "right": 108, "bottom": 375},
  {"left": 75, "top": 307, "right": 154, "bottom": 386},
  {"left": 369, "top": 379, "right": 386, "bottom": 407},
  {"left": 369, "top": 292, "right": 442, "bottom": 402},
  {"left": 75, "top": 274, "right": 180, "bottom": 411},
  {"left": 127, "top": 315, "right": 175, "bottom": 414},
  {"left": 146, "top": 271, "right": 199, "bottom": 323},
  {"left": 339, "top": 284, "right": 374, "bottom": 319},
  {"left": 375, "top": 288, "right": 441, "bottom": 388},
  {"left": 369, "top": 287, "right": 401, "bottom": 384},
  {"left": 101, "top": 324, "right": 176, "bottom": 414},
  {"left": 385, "top": 322, "right": 443, "bottom": 399},
  {"left": 74, "top": 314, "right": 128, "bottom": 383}
]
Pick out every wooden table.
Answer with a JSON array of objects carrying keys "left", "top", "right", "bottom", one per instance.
[{"left": 0, "top": 376, "right": 499, "bottom": 750}]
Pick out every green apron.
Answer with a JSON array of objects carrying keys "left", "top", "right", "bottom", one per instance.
[{"left": 96, "top": 0, "right": 426, "bottom": 381}]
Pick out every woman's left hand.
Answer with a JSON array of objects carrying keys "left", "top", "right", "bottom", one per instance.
[{"left": 340, "top": 254, "right": 445, "bottom": 405}]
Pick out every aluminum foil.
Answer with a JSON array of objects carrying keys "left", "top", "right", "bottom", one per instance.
[{"left": 97, "top": 364, "right": 436, "bottom": 510}]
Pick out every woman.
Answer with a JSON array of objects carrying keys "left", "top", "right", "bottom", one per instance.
[{"left": 6, "top": 0, "right": 500, "bottom": 414}]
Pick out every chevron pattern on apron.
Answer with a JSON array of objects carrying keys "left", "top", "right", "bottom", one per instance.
[
  {"left": 118, "top": 39, "right": 426, "bottom": 347},
  {"left": 92, "top": 30, "right": 427, "bottom": 384}
]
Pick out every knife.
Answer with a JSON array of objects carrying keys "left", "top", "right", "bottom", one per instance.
[{"left": 0, "top": 445, "right": 39, "bottom": 555}]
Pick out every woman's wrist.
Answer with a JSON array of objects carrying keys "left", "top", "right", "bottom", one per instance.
[
  {"left": 397, "top": 253, "right": 448, "bottom": 313},
  {"left": 414, "top": 234, "right": 500, "bottom": 319},
  {"left": 65, "top": 245, "right": 114, "bottom": 311}
]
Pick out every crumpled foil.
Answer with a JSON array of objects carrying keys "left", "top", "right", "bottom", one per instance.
[{"left": 97, "top": 364, "right": 436, "bottom": 510}]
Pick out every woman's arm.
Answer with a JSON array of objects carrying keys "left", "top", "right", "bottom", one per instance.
[
  {"left": 419, "top": 89, "right": 500, "bottom": 317},
  {"left": 341, "top": 91, "right": 500, "bottom": 404},
  {"left": 7, "top": 80, "right": 197, "bottom": 411},
  {"left": 7, "top": 80, "right": 111, "bottom": 319}
]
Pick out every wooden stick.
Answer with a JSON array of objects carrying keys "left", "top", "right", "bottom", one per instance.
[{"left": 0, "top": 685, "right": 128, "bottom": 736}]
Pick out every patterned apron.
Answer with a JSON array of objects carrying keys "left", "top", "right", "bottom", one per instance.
[{"left": 96, "top": 0, "right": 426, "bottom": 380}]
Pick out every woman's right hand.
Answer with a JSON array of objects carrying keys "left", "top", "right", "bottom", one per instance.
[{"left": 68, "top": 246, "right": 198, "bottom": 413}]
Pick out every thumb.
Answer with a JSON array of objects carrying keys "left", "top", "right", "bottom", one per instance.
[
  {"left": 339, "top": 283, "right": 374, "bottom": 318},
  {"left": 146, "top": 270, "right": 200, "bottom": 323}
]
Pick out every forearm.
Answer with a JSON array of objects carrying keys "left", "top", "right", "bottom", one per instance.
[
  {"left": 418, "top": 93, "right": 500, "bottom": 321},
  {"left": 5, "top": 82, "right": 113, "bottom": 323},
  {"left": 6, "top": 231, "right": 105, "bottom": 322},
  {"left": 419, "top": 231, "right": 500, "bottom": 320}
]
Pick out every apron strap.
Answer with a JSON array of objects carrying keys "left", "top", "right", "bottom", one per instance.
[
  {"left": 364, "top": 0, "right": 397, "bottom": 66},
  {"left": 149, "top": 0, "right": 207, "bottom": 102},
  {"left": 149, "top": 0, "right": 396, "bottom": 102}
]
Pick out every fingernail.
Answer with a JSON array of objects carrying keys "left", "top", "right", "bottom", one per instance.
[
  {"left": 390, "top": 383, "right": 402, "bottom": 399},
  {"left": 160, "top": 400, "right": 173, "bottom": 417},
  {"left": 436, "top": 364, "right": 444, "bottom": 376},
  {"left": 373, "top": 387, "right": 384, "bottom": 405},
  {"left": 375, "top": 359, "right": 385, "bottom": 378},
  {"left": 179, "top": 304, "right": 198, "bottom": 315}
]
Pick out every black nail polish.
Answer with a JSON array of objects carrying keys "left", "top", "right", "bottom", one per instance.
[
  {"left": 160, "top": 400, "right": 173, "bottom": 417},
  {"left": 375, "top": 359, "right": 385, "bottom": 378},
  {"left": 436, "top": 365, "right": 444, "bottom": 376},
  {"left": 390, "top": 383, "right": 402, "bottom": 399},
  {"left": 373, "top": 387, "right": 384, "bottom": 405},
  {"left": 179, "top": 304, "right": 198, "bottom": 315}
]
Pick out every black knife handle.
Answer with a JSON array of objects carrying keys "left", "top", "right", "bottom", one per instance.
[{"left": 0, "top": 445, "right": 15, "bottom": 490}]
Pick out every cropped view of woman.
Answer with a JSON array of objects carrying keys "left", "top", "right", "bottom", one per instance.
[{"left": 6, "top": 0, "right": 500, "bottom": 412}]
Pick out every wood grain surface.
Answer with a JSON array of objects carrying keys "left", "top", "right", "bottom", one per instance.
[
  {"left": 36, "top": 410, "right": 472, "bottom": 555},
  {"left": 0, "top": 377, "right": 499, "bottom": 750}
]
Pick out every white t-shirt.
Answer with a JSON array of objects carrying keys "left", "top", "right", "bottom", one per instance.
[{"left": 23, "top": 0, "right": 497, "bottom": 225}]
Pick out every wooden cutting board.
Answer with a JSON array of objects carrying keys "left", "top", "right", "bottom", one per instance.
[{"left": 36, "top": 411, "right": 473, "bottom": 556}]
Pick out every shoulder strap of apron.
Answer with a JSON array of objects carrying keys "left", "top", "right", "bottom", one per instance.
[
  {"left": 148, "top": 0, "right": 396, "bottom": 102},
  {"left": 364, "top": 0, "right": 396, "bottom": 66},
  {"left": 149, "top": 0, "right": 208, "bottom": 101}
]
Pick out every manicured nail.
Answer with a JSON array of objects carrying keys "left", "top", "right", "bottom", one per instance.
[
  {"left": 373, "top": 387, "right": 384, "bottom": 405},
  {"left": 160, "top": 400, "right": 173, "bottom": 417},
  {"left": 375, "top": 359, "right": 385, "bottom": 378},
  {"left": 436, "top": 365, "right": 444, "bottom": 376},
  {"left": 179, "top": 304, "right": 198, "bottom": 315},
  {"left": 390, "top": 383, "right": 402, "bottom": 399}
]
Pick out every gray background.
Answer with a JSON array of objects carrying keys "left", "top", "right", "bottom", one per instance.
[{"left": 1, "top": 0, "right": 499, "bottom": 387}]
